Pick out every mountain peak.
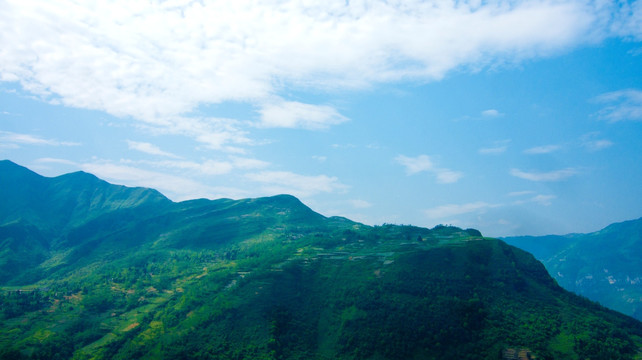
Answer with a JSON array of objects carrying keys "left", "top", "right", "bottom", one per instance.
[{"left": 0, "top": 160, "right": 170, "bottom": 231}]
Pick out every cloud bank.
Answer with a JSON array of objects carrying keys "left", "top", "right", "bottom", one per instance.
[{"left": 0, "top": 0, "right": 627, "bottom": 146}]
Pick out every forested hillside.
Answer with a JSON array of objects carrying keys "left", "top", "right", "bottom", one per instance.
[
  {"left": 1, "top": 160, "right": 642, "bottom": 359},
  {"left": 505, "top": 218, "right": 642, "bottom": 322}
]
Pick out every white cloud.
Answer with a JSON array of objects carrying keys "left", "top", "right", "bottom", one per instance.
[
  {"left": 510, "top": 168, "right": 578, "bottom": 181},
  {"left": 425, "top": 201, "right": 501, "bottom": 219},
  {"left": 349, "top": 199, "right": 372, "bottom": 209},
  {"left": 508, "top": 190, "right": 535, "bottom": 197},
  {"left": 611, "top": 1, "right": 642, "bottom": 40},
  {"left": 594, "top": 89, "right": 642, "bottom": 122},
  {"left": 580, "top": 132, "right": 613, "bottom": 151},
  {"left": 0, "top": 143, "right": 19, "bottom": 150},
  {"left": 245, "top": 171, "right": 347, "bottom": 198},
  {"left": 425, "top": 192, "right": 555, "bottom": 221},
  {"left": 395, "top": 154, "right": 463, "bottom": 183},
  {"left": 35, "top": 157, "right": 77, "bottom": 166},
  {"left": 435, "top": 169, "right": 464, "bottom": 184},
  {"left": 510, "top": 192, "right": 556, "bottom": 206},
  {"left": 78, "top": 161, "right": 247, "bottom": 200},
  {"left": 121, "top": 156, "right": 269, "bottom": 176},
  {"left": 478, "top": 146, "right": 507, "bottom": 155},
  {"left": 258, "top": 101, "right": 348, "bottom": 130},
  {"left": 146, "top": 116, "right": 251, "bottom": 152},
  {"left": 0, "top": 130, "right": 80, "bottom": 146},
  {"left": 524, "top": 144, "right": 561, "bottom": 154},
  {"left": 584, "top": 139, "right": 614, "bottom": 151},
  {"left": 479, "top": 140, "right": 510, "bottom": 154},
  {"left": 481, "top": 109, "right": 503, "bottom": 117},
  {"left": 0, "top": 0, "right": 616, "bottom": 143},
  {"left": 530, "top": 194, "right": 556, "bottom": 206},
  {"left": 161, "top": 160, "right": 235, "bottom": 176},
  {"left": 396, "top": 154, "right": 434, "bottom": 175},
  {"left": 127, "top": 140, "right": 179, "bottom": 158},
  {"left": 331, "top": 143, "right": 357, "bottom": 149},
  {"left": 230, "top": 156, "right": 270, "bottom": 170}
]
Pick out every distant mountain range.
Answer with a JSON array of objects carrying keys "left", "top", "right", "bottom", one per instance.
[
  {"left": 504, "top": 218, "right": 642, "bottom": 322},
  {"left": 1, "top": 159, "right": 642, "bottom": 359}
]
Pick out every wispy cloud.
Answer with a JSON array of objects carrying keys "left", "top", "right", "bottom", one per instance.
[
  {"left": 35, "top": 157, "right": 77, "bottom": 166},
  {"left": 580, "top": 132, "right": 613, "bottom": 152},
  {"left": 349, "top": 199, "right": 373, "bottom": 209},
  {"left": 530, "top": 194, "right": 556, "bottom": 206},
  {"left": 79, "top": 161, "right": 248, "bottom": 201},
  {"left": 426, "top": 191, "right": 556, "bottom": 220},
  {"left": 584, "top": 139, "right": 614, "bottom": 151},
  {"left": 258, "top": 101, "right": 348, "bottom": 130},
  {"left": 594, "top": 89, "right": 642, "bottom": 122},
  {"left": 0, "top": 110, "right": 20, "bottom": 116},
  {"left": 524, "top": 144, "right": 561, "bottom": 154},
  {"left": 121, "top": 156, "right": 269, "bottom": 176},
  {"left": 435, "top": 169, "right": 465, "bottom": 184},
  {"left": 611, "top": 1, "right": 642, "bottom": 40},
  {"left": 146, "top": 116, "right": 251, "bottom": 152},
  {"left": 510, "top": 168, "right": 578, "bottom": 182},
  {"left": 230, "top": 156, "right": 270, "bottom": 170},
  {"left": 0, "top": 131, "right": 80, "bottom": 147},
  {"left": 456, "top": 109, "right": 506, "bottom": 122},
  {"left": 395, "top": 154, "right": 463, "bottom": 184},
  {"left": 479, "top": 140, "right": 510, "bottom": 155},
  {"left": 425, "top": 201, "right": 501, "bottom": 219},
  {"left": 331, "top": 143, "right": 357, "bottom": 149},
  {"left": 245, "top": 171, "right": 347, "bottom": 198},
  {"left": 130, "top": 159, "right": 234, "bottom": 176},
  {"left": 35, "top": 157, "right": 254, "bottom": 200},
  {"left": 478, "top": 146, "right": 507, "bottom": 155},
  {"left": 396, "top": 154, "right": 434, "bottom": 175},
  {"left": 127, "top": 140, "right": 179, "bottom": 158},
  {"left": 509, "top": 191, "right": 556, "bottom": 206},
  {"left": 481, "top": 109, "right": 503, "bottom": 118},
  {"left": 508, "top": 190, "right": 535, "bottom": 197}
]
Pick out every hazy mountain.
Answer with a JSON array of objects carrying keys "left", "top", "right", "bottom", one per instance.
[
  {"left": 1, "top": 160, "right": 641, "bottom": 359},
  {"left": 504, "top": 218, "right": 642, "bottom": 322}
]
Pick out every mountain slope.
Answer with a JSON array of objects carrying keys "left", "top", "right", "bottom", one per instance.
[
  {"left": 504, "top": 217, "right": 642, "bottom": 321},
  {"left": 0, "top": 160, "right": 171, "bottom": 235},
  {"left": 1, "top": 160, "right": 642, "bottom": 359},
  {"left": 0, "top": 160, "right": 173, "bottom": 285}
]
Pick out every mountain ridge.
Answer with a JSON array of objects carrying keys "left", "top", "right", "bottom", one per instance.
[
  {"left": 504, "top": 217, "right": 642, "bottom": 321},
  {"left": 0, "top": 160, "right": 171, "bottom": 234},
  {"left": 2, "top": 159, "right": 642, "bottom": 359}
]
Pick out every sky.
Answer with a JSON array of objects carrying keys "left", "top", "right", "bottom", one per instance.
[{"left": 1, "top": 0, "right": 642, "bottom": 237}]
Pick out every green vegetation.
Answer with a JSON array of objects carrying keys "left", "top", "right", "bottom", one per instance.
[
  {"left": 504, "top": 218, "right": 642, "bottom": 321},
  {"left": 1, "top": 160, "right": 642, "bottom": 359}
]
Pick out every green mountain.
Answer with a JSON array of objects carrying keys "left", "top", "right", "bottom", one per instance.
[
  {"left": 0, "top": 160, "right": 172, "bottom": 285},
  {"left": 2, "top": 160, "right": 642, "bottom": 360},
  {"left": 504, "top": 218, "right": 642, "bottom": 322}
]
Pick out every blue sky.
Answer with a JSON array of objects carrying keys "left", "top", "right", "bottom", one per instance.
[{"left": 1, "top": 0, "right": 641, "bottom": 236}]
